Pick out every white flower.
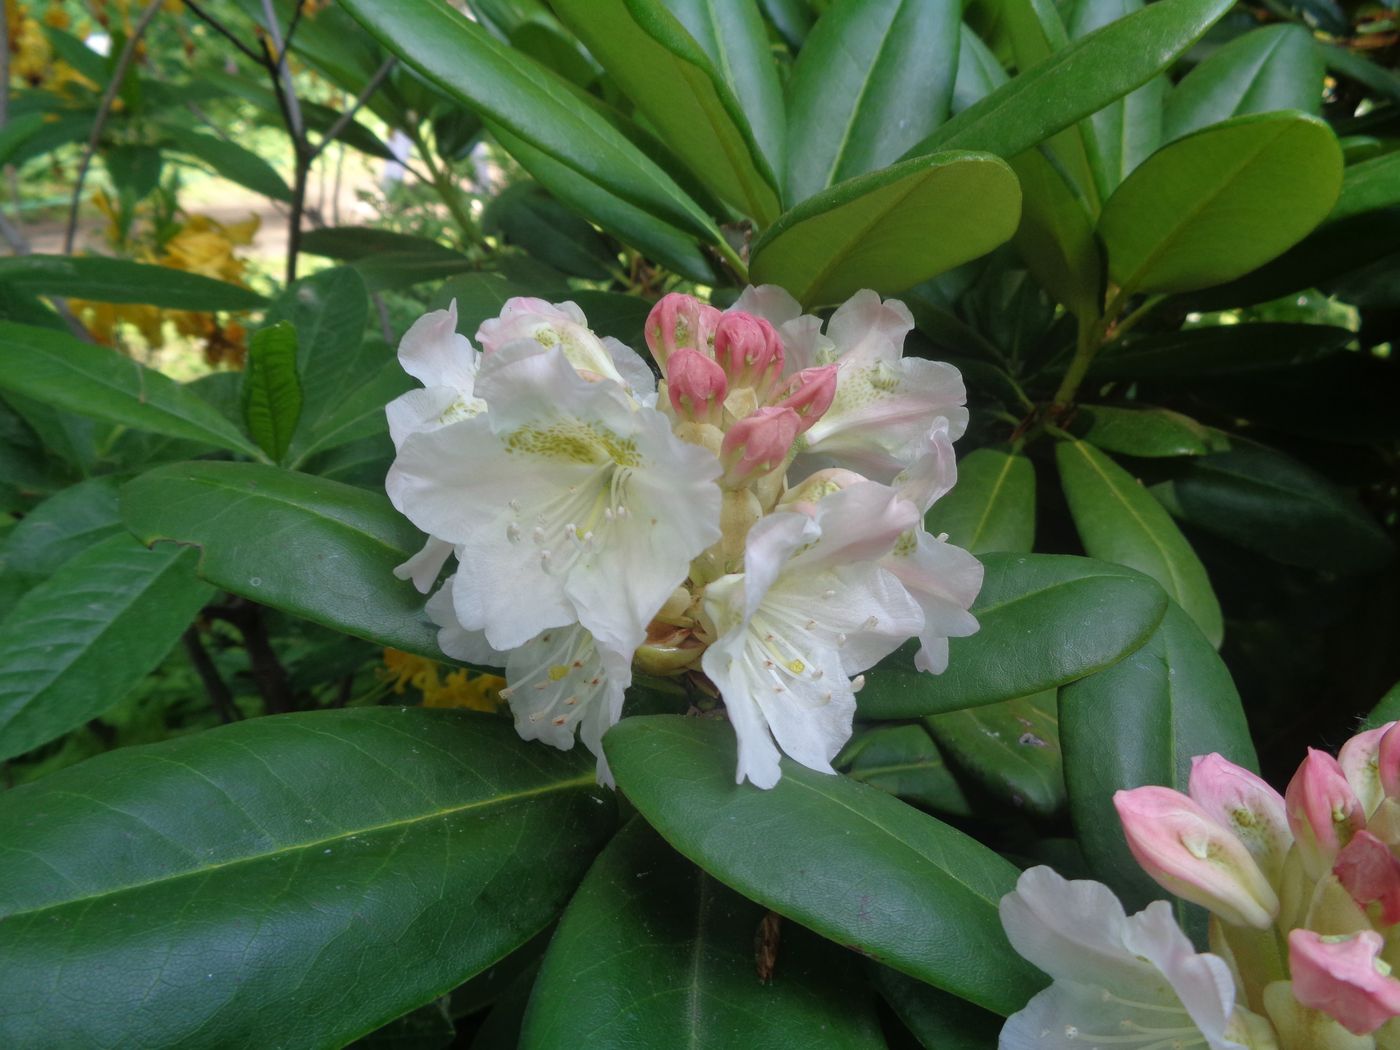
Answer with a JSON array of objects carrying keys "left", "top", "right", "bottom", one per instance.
[
  {"left": 428, "top": 579, "right": 627, "bottom": 784},
  {"left": 999, "top": 866, "right": 1259, "bottom": 1050},
  {"left": 388, "top": 338, "right": 722, "bottom": 656},
  {"left": 701, "top": 482, "right": 924, "bottom": 788}
]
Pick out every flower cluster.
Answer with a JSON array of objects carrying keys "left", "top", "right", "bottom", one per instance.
[
  {"left": 384, "top": 287, "right": 981, "bottom": 787},
  {"left": 1002, "top": 724, "right": 1400, "bottom": 1048},
  {"left": 379, "top": 648, "right": 505, "bottom": 713}
]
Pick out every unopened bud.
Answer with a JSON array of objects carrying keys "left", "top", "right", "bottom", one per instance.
[
  {"left": 1379, "top": 723, "right": 1400, "bottom": 800},
  {"left": 1114, "top": 785, "right": 1280, "bottom": 928},
  {"left": 1287, "top": 749, "right": 1366, "bottom": 881},
  {"left": 714, "top": 312, "right": 784, "bottom": 395},
  {"left": 1189, "top": 753, "right": 1292, "bottom": 883},
  {"left": 646, "top": 293, "right": 721, "bottom": 369},
  {"left": 1333, "top": 830, "right": 1400, "bottom": 926},
  {"left": 720, "top": 407, "right": 800, "bottom": 487},
  {"left": 666, "top": 348, "right": 727, "bottom": 424},
  {"left": 1339, "top": 723, "right": 1395, "bottom": 818},
  {"left": 771, "top": 365, "right": 838, "bottom": 434},
  {"left": 1289, "top": 929, "right": 1400, "bottom": 1035}
]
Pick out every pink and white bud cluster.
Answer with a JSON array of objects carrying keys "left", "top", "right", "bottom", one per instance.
[
  {"left": 1103, "top": 722, "right": 1400, "bottom": 1044},
  {"left": 388, "top": 286, "right": 980, "bottom": 792}
]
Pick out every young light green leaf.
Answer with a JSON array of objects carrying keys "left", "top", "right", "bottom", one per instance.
[
  {"left": 0, "top": 534, "right": 212, "bottom": 763},
  {"left": 1098, "top": 112, "right": 1343, "bottom": 296},
  {"left": 0, "top": 323, "right": 262, "bottom": 458},
  {"left": 242, "top": 321, "right": 303, "bottom": 464},
  {"left": 750, "top": 151, "right": 1021, "bottom": 307},
  {"left": 785, "top": 0, "right": 960, "bottom": 203},
  {"left": 924, "top": 447, "right": 1036, "bottom": 555},
  {"left": 1057, "top": 440, "right": 1223, "bottom": 647},
  {"left": 0, "top": 709, "right": 615, "bottom": 1050}
]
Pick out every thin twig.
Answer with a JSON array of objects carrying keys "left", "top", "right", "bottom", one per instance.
[
  {"left": 0, "top": 211, "right": 29, "bottom": 254},
  {"left": 182, "top": 0, "right": 265, "bottom": 65},
  {"left": 372, "top": 290, "right": 393, "bottom": 343},
  {"left": 63, "top": 0, "right": 165, "bottom": 255},
  {"left": 260, "top": 0, "right": 305, "bottom": 142},
  {"left": 308, "top": 57, "right": 395, "bottom": 163},
  {"left": 206, "top": 601, "right": 296, "bottom": 714},
  {"left": 183, "top": 627, "right": 240, "bottom": 724}
]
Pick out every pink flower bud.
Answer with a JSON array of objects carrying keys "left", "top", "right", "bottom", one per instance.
[
  {"left": 771, "top": 364, "right": 838, "bottom": 434},
  {"left": 1114, "top": 786, "right": 1280, "bottom": 928},
  {"left": 714, "top": 312, "right": 784, "bottom": 395},
  {"left": 1333, "top": 830, "right": 1400, "bottom": 925},
  {"left": 1340, "top": 723, "right": 1394, "bottom": 818},
  {"left": 646, "top": 293, "right": 721, "bottom": 369},
  {"left": 1286, "top": 749, "right": 1366, "bottom": 880},
  {"left": 1188, "top": 753, "right": 1292, "bottom": 882},
  {"left": 720, "top": 406, "right": 800, "bottom": 487},
  {"left": 666, "top": 348, "right": 728, "bottom": 424},
  {"left": 1379, "top": 723, "right": 1400, "bottom": 800},
  {"left": 1288, "top": 928, "right": 1400, "bottom": 1034}
]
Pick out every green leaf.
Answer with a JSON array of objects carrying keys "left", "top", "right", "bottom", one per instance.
[
  {"left": 567, "top": 291, "right": 654, "bottom": 352},
  {"left": 1150, "top": 441, "right": 1393, "bottom": 575},
  {"left": 241, "top": 322, "right": 303, "bottom": 464},
  {"left": 482, "top": 182, "right": 616, "bottom": 280},
  {"left": 1164, "top": 25, "right": 1324, "bottom": 143},
  {"left": 664, "top": 0, "right": 787, "bottom": 190},
  {"left": 1073, "top": 404, "right": 1226, "bottom": 457},
  {"left": 872, "top": 966, "right": 1004, "bottom": 1050},
  {"left": 1057, "top": 440, "right": 1223, "bottom": 647},
  {"left": 301, "top": 227, "right": 461, "bottom": 262},
  {"left": 341, "top": 0, "right": 720, "bottom": 245},
  {"left": 1007, "top": 147, "right": 1103, "bottom": 319},
  {"left": 952, "top": 23, "right": 1008, "bottom": 115},
  {"left": 1090, "top": 322, "right": 1352, "bottom": 378},
  {"left": 521, "top": 819, "right": 886, "bottom": 1048},
  {"left": 785, "top": 0, "right": 960, "bottom": 204},
  {"left": 0, "top": 534, "right": 211, "bottom": 763},
  {"left": 0, "top": 475, "right": 123, "bottom": 602},
  {"left": 549, "top": 0, "right": 780, "bottom": 223},
  {"left": 603, "top": 715, "right": 1046, "bottom": 1015},
  {"left": 0, "top": 708, "right": 615, "bottom": 1049},
  {"left": 1364, "top": 680, "right": 1400, "bottom": 732},
  {"left": 750, "top": 151, "right": 1021, "bottom": 307},
  {"left": 105, "top": 145, "right": 164, "bottom": 201},
  {"left": 838, "top": 723, "right": 974, "bottom": 817},
  {"left": 923, "top": 447, "right": 1036, "bottom": 555},
  {"left": 290, "top": 357, "right": 413, "bottom": 467},
  {"left": 121, "top": 462, "right": 447, "bottom": 659},
  {"left": 429, "top": 272, "right": 531, "bottom": 338},
  {"left": 908, "top": 0, "right": 1233, "bottom": 162},
  {"left": 926, "top": 689, "right": 1064, "bottom": 817},
  {"left": 1060, "top": 603, "right": 1257, "bottom": 911},
  {"left": 0, "top": 255, "right": 265, "bottom": 309},
  {"left": 857, "top": 553, "right": 1168, "bottom": 717},
  {"left": 172, "top": 132, "right": 293, "bottom": 202},
  {"left": 0, "top": 323, "right": 263, "bottom": 458},
  {"left": 1097, "top": 112, "right": 1343, "bottom": 296}
]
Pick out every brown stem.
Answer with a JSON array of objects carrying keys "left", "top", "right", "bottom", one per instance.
[
  {"left": 182, "top": 627, "right": 239, "bottom": 723},
  {"left": 207, "top": 601, "right": 296, "bottom": 714}
]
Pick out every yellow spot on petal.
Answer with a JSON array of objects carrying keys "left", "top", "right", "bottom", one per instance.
[{"left": 548, "top": 664, "right": 571, "bottom": 682}]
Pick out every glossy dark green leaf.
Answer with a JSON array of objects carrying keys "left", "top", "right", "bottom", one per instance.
[
  {"left": 872, "top": 966, "right": 1004, "bottom": 1050},
  {"left": 290, "top": 357, "right": 413, "bottom": 467},
  {"left": 567, "top": 291, "right": 654, "bottom": 352},
  {"left": 121, "top": 462, "right": 445, "bottom": 659},
  {"left": 785, "top": 0, "right": 960, "bottom": 203},
  {"left": 0, "top": 254, "right": 265, "bottom": 309},
  {"left": 105, "top": 145, "right": 163, "bottom": 201},
  {"left": 927, "top": 689, "right": 1064, "bottom": 817},
  {"left": 908, "top": 0, "right": 1232, "bottom": 162},
  {"left": 173, "top": 132, "right": 293, "bottom": 202},
  {"left": 521, "top": 819, "right": 885, "bottom": 1048},
  {"left": 924, "top": 448, "right": 1035, "bottom": 555},
  {"left": 665, "top": 0, "right": 786, "bottom": 187},
  {"left": 1060, "top": 603, "right": 1257, "bottom": 911},
  {"left": 1322, "top": 41, "right": 1400, "bottom": 107},
  {"left": 549, "top": 0, "right": 780, "bottom": 223},
  {"left": 751, "top": 151, "right": 1021, "bottom": 307},
  {"left": 482, "top": 182, "right": 616, "bottom": 280},
  {"left": 604, "top": 715, "right": 1045, "bottom": 1015},
  {"left": 1098, "top": 112, "right": 1343, "bottom": 295},
  {"left": 301, "top": 227, "right": 462, "bottom": 262},
  {"left": 0, "top": 323, "right": 262, "bottom": 458},
  {"left": 1165, "top": 25, "right": 1324, "bottom": 142},
  {"left": 0, "top": 708, "right": 615, "bottom": 1049},
  {"left": 341, "top": 0, "right": 719, "bottom": 244},
  {"left": 1007, "top": 147, "right": 1102, "bottom": 319},
  {"left": 1074, "top": 404, "right": 1225, "bottom": 457},
  {"left": 837, "top": 723, "right": 973, "bottom": 817},
  {"left": 857, "top": 553, "right": 1168, "bottom": 717},
  {"left": 1150, "top": 442, "right": 1393, "bottom": 575},
  {"left": 952, "top": 23, "right": 1008, "bottom": 114},
  {"left": 0, "top": 475, "right": 122, "bottom": 602},
  {"left": 241, "top": 321, "right": 303, "bottom": 464},
  {"left": 0, "top": 534, "right": 211, "bottom": 762},
  {"left": 430, "top": 272, "right": 531, "bottom": 339},
  {"left": 1364, "top": 680, "right": 1400, "bottom": 732},
  {"left": 1090, "top": 322, "right": 1352, "bottom": 378},
  {"left": 1058, "top": 440, "right": 1223, "bottom": 646}
]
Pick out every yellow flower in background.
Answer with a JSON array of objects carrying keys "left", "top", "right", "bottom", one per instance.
[
  {"left": 381, "top": 649, "right": 505, "bottom": 713},
  {"left": 7, "top": 1, "right": 95, "bottom": 93}
]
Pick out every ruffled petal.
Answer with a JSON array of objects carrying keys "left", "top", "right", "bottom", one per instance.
[
  {"left": 882, "top": 527, "right": 982, "bottom": 675},
  {"left": 394, "top": 536, "right": 454, "bottom": 594},
  {"left": 398, "top": 300, "right": 480, "bottom": 391}
]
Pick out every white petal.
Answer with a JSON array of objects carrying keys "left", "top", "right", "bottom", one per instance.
[
  {"left": 701, "top": 575, "right": 785, "bottom": 789},
  {"left": 1124, "top": 903, "right": 1240, "bottom": 1049},
  {"left": 393, "top": 536, "right": 454, "bottom": 594},
  {"left": 732, "top": 284, "right": 803, "bottom": 328},
  {"left": 791, "top": 481, "right": 919, "bottom": 570},
  {"left": 476, "top": 297, "right": 624, "bottom": 384},
  {"left": 882, "top": 528, "right": 982, "bottom": 674},
  {"left": 892, "top": 419, "right": 958, "bottom": 513},
  {"left": 825, "top": 288, "right": 915, "bottom": 367},
  {"left": 600, "top": 335, "right": 659, "bottom": 407},
  {"left": 398, "top": 301, "right": 480, "bottom": 391},
  {"left": 425, "top": 577, "right": 506, "bottom": 666}
]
